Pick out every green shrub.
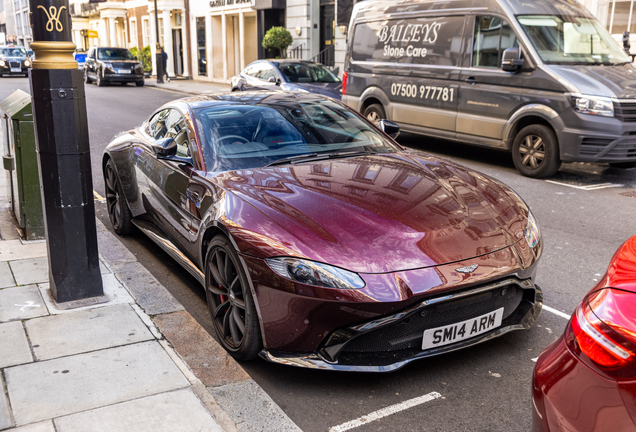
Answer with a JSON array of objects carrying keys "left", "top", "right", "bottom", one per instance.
[
  {"left": 262, "top": 26, "right": 293, "bottom": 58},
  {"left": 131, "top": 46, "right": 152, "bottom": 73}
]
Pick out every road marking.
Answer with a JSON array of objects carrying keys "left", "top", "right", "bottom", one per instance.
[
  {"left": 532, "top": 357, "right": 538, "bottom": 362},
  {"left": 93, "top": 190, "right": 105, "bottom": 202},
  {"left": 545, "top": 180, "right": 623, "bottom": 191},
  {"left": 542, "top": 305, "right": 571, "bottom": 320},
  {"left": 329, "top": 392, "right": 442, "bottom": 432}
]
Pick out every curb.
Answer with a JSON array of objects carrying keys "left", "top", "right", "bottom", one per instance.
[{"left": 95, "top": 218, "right": 302, "bottom": 432}]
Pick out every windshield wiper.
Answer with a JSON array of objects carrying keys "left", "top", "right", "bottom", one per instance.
[{"left": 265, "top": 149, "right": 378, "bottom": 167}]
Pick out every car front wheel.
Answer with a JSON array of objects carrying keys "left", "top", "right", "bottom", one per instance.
[
  {"left": 512, "top": 124, "right": 561, "bottom": 178},
  {"left": 96, "top": 70, "right": 105, "bottom": 87},
  {"left": 363, "top": 103, "right": 386, "bottom": 127},
  {"left": 104, "top": 159, "right": 133, "bottom": 235},
  {"left": 205, "top": 235, "right": 262, "bottom": 361}
]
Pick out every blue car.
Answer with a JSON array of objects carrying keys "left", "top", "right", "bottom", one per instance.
[
  {"left": 74, "top": 51, "right": 87, "bottom": 70},
  {"left": 231, "top": 60, "right": 342, "bottom": 100}
]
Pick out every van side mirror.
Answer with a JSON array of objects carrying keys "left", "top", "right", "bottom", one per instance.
[
  {"left": 502, "top": 47, "right": 524, "bottom": 72},
  {"left": 379, "top": 119, "right": 400, "bottom": 139}
]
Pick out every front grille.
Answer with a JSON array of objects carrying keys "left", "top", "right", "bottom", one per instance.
[
  {"left": 9, "top": 61, "right": 20, "bottom": 68},
  {"left": 607, "top": 140, "right": 636, "bottom": 159},
  {"left": 340, "top": 284, "right": 523, "bottom": 354},
  {"left": 615, "top": 102, "right": 636, "bottom": 122},
  {"left": 580, "top": 138, "right": 613, "bottom": 156}
]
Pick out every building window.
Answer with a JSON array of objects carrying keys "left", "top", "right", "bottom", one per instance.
[
  {"left": 609, "top": 1, "right": 634, "bottom": 34},
  {"left": 196, "top": 17, "right": 206, "bottom": 76},
  {"left": 130, "top": 18, "right": 138, "bottom": 49},
  {"left": 142, "top": 18, "right": 150, "bottom": 48}
]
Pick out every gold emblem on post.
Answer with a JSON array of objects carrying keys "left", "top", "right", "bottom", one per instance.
[{"left": 37, "top": 5, "right": 67, "bottom": 32}]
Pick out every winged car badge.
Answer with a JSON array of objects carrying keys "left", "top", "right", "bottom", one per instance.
[{"left": 455, "top": 264, "right": 479, "bottom": 274}]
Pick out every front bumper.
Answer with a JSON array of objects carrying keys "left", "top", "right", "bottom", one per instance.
[
  {"left": 102, "top": 72, "right": 144, "bottom": 82},
  {"left": 0, "top": 63, "right": 27, "bottom": 75},
  {"left": 260, "top": 278, "right": 542, "bottom": 372}
]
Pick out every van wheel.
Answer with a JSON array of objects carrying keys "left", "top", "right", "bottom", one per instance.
[
  {"left": 512, "top": 124, "right": 561, "bottom": 178},
  {"left": 364, "top": 103, "right": 386, "bottom": 126}
]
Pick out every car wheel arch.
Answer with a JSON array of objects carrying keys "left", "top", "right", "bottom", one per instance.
[
  {"left": 503, "top": 105, "right": 560, "bottom": 150},
  {"left": 359, "top": 86, "right": 391, "bottom": 118}
]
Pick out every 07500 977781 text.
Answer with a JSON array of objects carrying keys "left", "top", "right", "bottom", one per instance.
[{"left": 390, "top": 82, "right": 455, "bottom": 102}]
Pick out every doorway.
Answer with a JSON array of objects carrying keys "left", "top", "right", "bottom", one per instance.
[
  {"left": 172, "top": 29, "right": 183, "bottom": 76},
  {"left": 319, "top": 2, "right": 335, "bottom": 66}
]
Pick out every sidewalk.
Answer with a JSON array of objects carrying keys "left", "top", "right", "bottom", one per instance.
[
  {"left": 0, "top": 169, "right": 301, "bottom": 431},
  {"left": 143, "top": 77, "right": 230, "bottom": 96}
]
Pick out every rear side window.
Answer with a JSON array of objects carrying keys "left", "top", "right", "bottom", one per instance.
[
  {"left": 351, "top": 16, "right": 465, "bottom": 66},
  {"left": 472, "top": 16, "right": 519, "bottom": 68}
]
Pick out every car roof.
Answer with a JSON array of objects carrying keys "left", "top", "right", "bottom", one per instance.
[{"left": 174, "top": 91, "right": 336, "bottom": 111}]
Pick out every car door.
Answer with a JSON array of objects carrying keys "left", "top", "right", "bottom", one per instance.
[{"left": 457, "top": 16, "right": 524, "bottom": 144}]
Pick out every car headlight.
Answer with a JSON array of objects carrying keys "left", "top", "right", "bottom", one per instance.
[
  {"left": 103, "top": 62, "right": 114, "bottom": 71},
  {"left": 24, "top": 60, "right": 30, "bottom": 67},
  {"left": 0, "top": 60, "right": 5, "bottom": 67},
  {"left": 525, "top": 210, "right": 541, "bottom": 249},
  {"left": 572, "top": 94, "right": 614, "bottom": 118},
  {"left": 265, "top": 257, "right": 365, "bottom": 289}
]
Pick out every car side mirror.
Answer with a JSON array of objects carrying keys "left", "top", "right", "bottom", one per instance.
[
  {"left": 502, "top": 47, "right": 524, "bottom": 72},
  {"left": 379, "top": 119, "right": 400, "bottom": 139},
  {"left": 152, "top": 137, "right": 193, "bottom": 165}
]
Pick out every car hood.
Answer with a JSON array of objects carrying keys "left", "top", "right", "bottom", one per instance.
[
  {"left": 214, "top": 152, "right": 529, "bottom": 274},
  {"left": 548, "top": 63, "right": 636, "bottom": 98},
  {"left": 282, "top": 82, "right": 342, "bottom": 100}
]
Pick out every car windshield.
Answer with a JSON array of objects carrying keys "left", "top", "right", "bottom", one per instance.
[
  {"left": 278, "top": 63, "right": 341, "bottom": 83},
  {"left": 97, "top": 48, "right": 134, "bottom": 61},
  {"left": 517, "top": 15, "right": 630, "bottom": 65},
  {"left": 195, "top": 99, "right": 396, "bottom": 172},
  {"left": 1, "top": 48, "right": 26, "bottom": 57}
]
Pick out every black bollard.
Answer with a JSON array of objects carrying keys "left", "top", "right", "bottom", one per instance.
[{"left": 28, "top": 0, "right": 104, "bottom": 303}]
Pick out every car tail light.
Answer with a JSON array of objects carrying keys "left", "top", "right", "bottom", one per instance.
[
  {"left": 566, "top": 288, "right": 636, "bottom": 380},
  {"left": 342, "top": 71, "right": 348, "bottom": 96}
]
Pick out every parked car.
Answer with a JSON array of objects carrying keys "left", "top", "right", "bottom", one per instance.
[
  {"left": 231, "top": 60, "right": 342, "bottom": 100},
  {"left": 84, "top": 47, "right": 144, "bottom": 87},
  {"left": 343, "top": 0, "right": 636, "bottom": 178},
  {"left": 532, "top": 234, "right": 636, "bottom": 431},
  {"left": 0, "top": 45, "right": 31, "bottom": 77},
  {"left": 102, "top": 91, "right": 543, "bottom": 371},
  {"left": 74, "top": 50, "right": 87, "bottom": 70}
]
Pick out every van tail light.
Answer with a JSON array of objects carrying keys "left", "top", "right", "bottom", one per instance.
[
  {"left": 342, "top": 71, "right": 348, "bottom": 96},
  {"left": 566, "top": 288, "right": 636, "bottom": 380}
]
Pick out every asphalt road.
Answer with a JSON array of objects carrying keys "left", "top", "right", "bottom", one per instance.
[{"left": 1, "top": 76, "right": 635, "bottom": 432}]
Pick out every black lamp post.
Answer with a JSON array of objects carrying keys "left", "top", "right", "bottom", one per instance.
[
  {"left": 28, "top": 0, "right": 104, "bottom": 303},
  {"left": 154, "top": 0, "right": 164, "bottom": 83}
]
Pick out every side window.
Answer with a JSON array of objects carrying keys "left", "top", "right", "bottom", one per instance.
[
  {"left": 164, "top": 109, "right": 191, "bottom": 157},
  {"left": 257, "top": 64, "right": 276, "bottom": 81},
  {"left": 472, "top": 16, "right": 519, "bottom": 68},
  {"left": 243, "top": 63, "right": 259, "bottom": 77},
  {"left": 148, "top": 109, "right": 170, "bottom": 140}
]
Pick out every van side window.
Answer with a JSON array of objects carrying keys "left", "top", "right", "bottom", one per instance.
[{"left": 473, "top": 16, "right": 519, "bottom": 68}]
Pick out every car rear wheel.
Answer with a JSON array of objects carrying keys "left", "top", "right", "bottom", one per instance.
[
  {"left": 104, "top": 159, "right": 133, "bottom": 236},
  {"left": 205, "top": 236, "right": 262, "bottom": 361},
  {"left": 363, "top": 103, "right": 386, "bottom": 127},
  {"left": 512, "top": 124, "right": 561, "bottom": 178},
  {"left": 136, "top": 81, "right": 144, "bottom": 87}
]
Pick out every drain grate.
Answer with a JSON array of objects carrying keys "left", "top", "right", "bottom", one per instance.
[{"left": 620, "top": 191, "right": 636, "bottom": 198}]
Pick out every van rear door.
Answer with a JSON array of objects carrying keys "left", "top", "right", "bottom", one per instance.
[{"left": 457, "top": 16, "right": 524, "bottom": 144}]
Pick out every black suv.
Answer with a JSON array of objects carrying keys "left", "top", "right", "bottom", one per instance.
[
  {"left": 0, "top": 46, "right": 31, "bottom": 77},
  {"left": 84, "top": 47, "right": 144, "bottom": 87}
]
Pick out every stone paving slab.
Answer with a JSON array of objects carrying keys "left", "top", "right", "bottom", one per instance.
[
  {"left": 38, "top": 273, "right": 134, "bottom": 315},
  {"left": 5, "top": 341, "right": 190, "bottom": 426},
  {"left": 0, "top": 285, "right": 48, "bottom": 322},
  {"left": 9, "top": 257, "right": 110, "bottom": 286},
  {"left": 8, "top": 421, "right": 56, "bottom": 432},
  {"left": 112, "top": 262, "right": 184, "bottom": 315},
  {"left": 209, "top": 380, "right": 302, "bottom": 432},
  {"left": 153, "top": 311, "right": 249, "bottom": 387},
  {"left": 97, "top": 229, "right": 137, "bottom": 265},
  {"left": 0, "top": 375, "right": 14, "bottom": 430},
  {"left": 0, "top": 261, "right": 15, "bottom": 288},
  {"left": 26, "top": 304, "right": 154, "bottom": 361},
  {"left": 0, "top": 240, "right": 46, "bottom": 262},
  {"left": 54, "top": 388, "right": 223, "bottom": 432},
  {"left": 0, "top": 321, "right": 33, "bottom": 368}
]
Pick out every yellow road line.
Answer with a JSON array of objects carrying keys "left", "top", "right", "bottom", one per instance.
[{"left": 93, "top": 190, "right": 105, "bottom": 201}]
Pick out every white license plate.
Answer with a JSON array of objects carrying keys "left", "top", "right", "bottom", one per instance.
[
  {"left": 422, "top": 308, "right": 504, "bottom": 350},
  {"left": 10, "top": 68, "right": 21, "bottom": 73},
  {"left": 116, "top": 69, "right": 131, "bottom": 74}
]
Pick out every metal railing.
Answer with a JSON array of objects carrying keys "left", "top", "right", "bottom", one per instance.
[
  {"left": 287, "top": 43, "right": 304, "bottom": 60},
  {"left": 310, "top": 44, "right": 335, "bottom": 67}
]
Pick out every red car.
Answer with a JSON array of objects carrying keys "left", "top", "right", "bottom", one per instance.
[{"left": 532, "top": 235, "right": 636, "bottom": 431}]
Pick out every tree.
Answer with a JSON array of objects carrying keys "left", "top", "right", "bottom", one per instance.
[
  {"left": 262, "top": 27, "right": 293, "bottom": 58},
  {"left": 130, "top": 46, "right": 152, "bottom": 74}
]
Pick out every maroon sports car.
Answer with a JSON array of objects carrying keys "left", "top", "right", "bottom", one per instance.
[{"left": 102, "top": 91, "right": 543, "bottom": 371}]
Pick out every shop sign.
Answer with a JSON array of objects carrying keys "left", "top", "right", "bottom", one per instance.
[{"left": 210, "top": 0, "right": 252, "bottom": 7}]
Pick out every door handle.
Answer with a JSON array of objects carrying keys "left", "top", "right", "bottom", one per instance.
[{"left": 465, "top": 77, "right": 477, "bottom": 85}]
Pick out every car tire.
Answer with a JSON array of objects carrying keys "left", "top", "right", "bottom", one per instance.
[
  {"left": 136, "top": 80, "right": 144, "bottom": 87},
  {"left": 609, "top": 162, "right": 636, "bottom": 169},
  {"left": 512, "top": 124, "right": 561, "bottom": 178},
  {"left": 103, "top": 159, "right": 133, "bottom": 236},
  {"left": 96, "top": 70, "right": 106, "bottom": 87},
  {"left": 84, "top": 70, "right": 92, "bottom": 84},
  {"left": 205, "top": 235, "right": 262, "bottom": 361},
  {"left": 363, "top": 103, "right": 386, "bottom": 126}
]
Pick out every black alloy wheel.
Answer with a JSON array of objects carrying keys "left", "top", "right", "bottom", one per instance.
[
  {"left": 205, "top": 236, "right": 262, "bottom": 360},
  {"left": 512, "top": 124, "right": 561, "bottom": 178},
  {"left": 104, "top": 160, "right": 133, "bottom": 236},
  {"left": 363, "top": 103, "right": 386, "bottom": 127}
]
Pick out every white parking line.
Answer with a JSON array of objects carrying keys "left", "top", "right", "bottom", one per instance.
[
  {"left": 542, "top": 305, "right": 571, "bottom": 320},
  {"left": 545, "top": 180, "right": 624, "bottom": 191},
  {"left": 329, "top": 392, "right": 442, "bottom": 432}
]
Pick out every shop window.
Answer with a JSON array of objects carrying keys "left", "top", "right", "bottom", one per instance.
[{"left": 197, "top": 17, "right": 206, "bottom": 76}]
